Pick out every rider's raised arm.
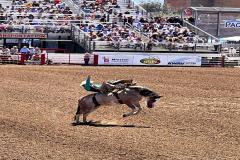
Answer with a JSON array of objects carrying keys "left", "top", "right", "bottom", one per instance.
[{"left": 81, "top": 75, "right": 92, "bottom": 91}]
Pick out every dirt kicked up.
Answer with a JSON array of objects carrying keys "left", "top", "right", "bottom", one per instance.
[{"left": 0, "top": 65, "right": 240, "bottom": 159}]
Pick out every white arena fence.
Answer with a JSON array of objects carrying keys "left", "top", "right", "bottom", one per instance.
[
  {"left": 46, "top": 53, "right": 94, "bottom": 65},
  {"left": 0, "top": 53, "right": 94, "bottom": 65},
  {"left": 0, "top": 52, "right": 239, "bottom": 67}
]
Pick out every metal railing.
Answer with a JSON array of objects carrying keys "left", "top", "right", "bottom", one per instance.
[
  {"left": 183, "top": 20, "right": 219, "bottom": 43},
  {"left": 225, "top": 57, "right": 240, "bottom": 67},
  {"left": 89, "top": 40, "right": 219, "bottom": 52},
  {"left": 71, "top": 24, "right": 92, "bottom": 52},
  {"left": 0, "top": 54, "right": 20, "bottom": 64},
  {"left": 71, "top": 21, "right": 220, "bottom": 53},
  {"left": 71, "top": 26, "right": 220, "bottom": 53}
]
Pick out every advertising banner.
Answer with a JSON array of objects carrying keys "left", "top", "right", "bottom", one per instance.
[
  {"left": 0, "top": 33, "right": 47, "bottom": 39},
  {"left": 97, "top": 54, "right": 201, "bottom": 66},
  {"left": 132, "top": 55, "right": 168, "bottom": 65},
  {"left": 98, "top": 55, "right": 134, "bottom": 65},
  {"left": 167, "top": 56, "right": 201, "bottom": 66}
]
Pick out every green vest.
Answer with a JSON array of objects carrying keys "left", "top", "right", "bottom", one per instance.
[
  {"left": 84, "top": 76, "right": 101, "bottom": 91},
  {"left": 85, "top": 76, "right": 91, "bottom": 91}
]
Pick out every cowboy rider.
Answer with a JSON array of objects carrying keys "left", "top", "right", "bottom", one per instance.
[{"left": 81, "top": 75, "right": 135, "bottom": 93}]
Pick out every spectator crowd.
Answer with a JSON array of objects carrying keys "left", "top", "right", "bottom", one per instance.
[
  {"left": 0, "top": 45, "right": 42, "bottom": 60},
  {"left": 77, "top": 14, "right": 202, "bottom": 50},
  {"left": 0, "top": 0, "right": 81, "bottom": 33},
  {"left": 0, "top": 0, "right": 211, "bottom": 52}
]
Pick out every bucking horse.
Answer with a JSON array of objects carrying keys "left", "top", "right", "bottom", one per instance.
[{"left": 73, "top": 81, "right": 162, "bottom": 124}]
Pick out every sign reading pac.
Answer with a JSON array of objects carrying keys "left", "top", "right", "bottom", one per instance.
[{"left": 225, "top": 20, "right": 240, "bottom": 28}]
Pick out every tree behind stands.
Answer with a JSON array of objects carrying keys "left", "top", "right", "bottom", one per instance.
[{"left": 140, "top": 1, "right": 179, "bottom": 16}]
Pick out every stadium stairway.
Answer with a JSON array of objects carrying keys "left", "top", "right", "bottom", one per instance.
[
  {"left": 62, "top": 0, "right": 82, "bottom": 15},
  {"left": 117, "top": 0, "right": 150, "bottom": 42}
]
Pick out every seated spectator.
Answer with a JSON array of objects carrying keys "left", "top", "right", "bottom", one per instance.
[
  {"left": 20, "top": 46, "right": 30, "bottom": 53},
  {"left": 134, "top": 38, "right": 143, "bottom": 50},
  {"left": 31, "top": 47, "right": 42, "bottom": 61},
  {"left": 29, "top": 47, "right": 35, "bottom": 60},
  {"left": 20, "top": 46, "right": 30, "bottom": 60},
  {"left": 10, "top": 46, "right": 19, "bottom": 55},
  {"left": 146, "top": 39, "right": 154, "bottom": 51},
  {"left": 32, "top": 1, "right": 39, "bottom": 7},
  {"left": 35, "top": 47, "right": 42, "bottom": 55},
  {"left": 127, "top": 4, "right": 133, "bottom": 9},
  {"left": 54, "top": 0, "right": 61, "bottom": 5},
  {"left": 2, "top": 46, "right": 10, "bottom": 55},
  {"left": 0, "top": 47, "right": 3, "bottom": 55}
]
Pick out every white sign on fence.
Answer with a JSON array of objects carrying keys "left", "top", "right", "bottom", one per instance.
[
  {"left": 132, "top": 55, "right": 168, "bottom": 65},
  {"left": 167, "top": 56, "right": 201, "bottom": 66},
  {"left": 98, "top": 55, "right": 134, "bottom": 65}
]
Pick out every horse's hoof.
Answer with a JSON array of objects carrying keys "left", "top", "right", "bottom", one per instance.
[
  {"left": 83, "top": 120, "right": 92, "bottom": 124},
  {"left": 71, "top": 122, "right": 78, "bottom": 126}
]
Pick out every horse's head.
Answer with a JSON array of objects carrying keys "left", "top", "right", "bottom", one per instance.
[{"left": 147, "top": 95, "right": 162, "bottom": 108}]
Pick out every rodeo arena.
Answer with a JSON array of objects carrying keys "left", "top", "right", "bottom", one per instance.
[{"left": 0, "top": 0, "right": 240, "bottom": 159}]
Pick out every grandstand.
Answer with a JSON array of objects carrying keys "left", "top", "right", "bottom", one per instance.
[
  {"left": 68, "top": 0, "right": 219, "bottom": 53},
  {"left": 0, "top": 0, "right": 78, "bottom": 53},
  {"left": 0, "top": 0, "right": 220, "bottom": 54}
]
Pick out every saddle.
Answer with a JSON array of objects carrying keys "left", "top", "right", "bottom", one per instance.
[
  {"left": 108, "top": 79, "right": 136, "bottom": 89},
  {"left": 110, "top": 79, "right": 136, "bottom": 91},
  {"left": 108, "top": 79, "right": 133, "bottom": 85}
]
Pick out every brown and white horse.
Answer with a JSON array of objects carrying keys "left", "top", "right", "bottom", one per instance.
[{"left": 74, "top": 84, "right": 162, "bottom": 124}]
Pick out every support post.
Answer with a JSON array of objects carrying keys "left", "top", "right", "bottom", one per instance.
[
  {"left": 40, "top": 54, "right": 46, "bottom": 65},
  {"left": 68, "top": 52, "right": 71, "bottom": 64},
  {"left": 93, "top": 54, "right": 98, "bottom": 66},
  {"left": 20, "top": 54, "right": 26, "bottom": 65},
  {"left": 221, "top": 55, "right": 225, "bottom": 67}
]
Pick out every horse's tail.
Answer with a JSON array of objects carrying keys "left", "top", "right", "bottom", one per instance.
[{"left": 137, "top": 87, "right": 162, "bottom": 108}]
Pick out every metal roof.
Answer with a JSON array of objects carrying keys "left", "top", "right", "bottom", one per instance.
[{"left": 191, "top": 7, "right": 240, "bottom": 13}]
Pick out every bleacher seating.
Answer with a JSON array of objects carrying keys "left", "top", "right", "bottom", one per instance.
[
  {"left": 68, "top": 0, "right": 217, "bottom": 52},
  {"left": 0, "top": 0, "right": 220, "bottom": 53},
  {"left": 0, "top": 0, "right": 80, "bottom": 34}
]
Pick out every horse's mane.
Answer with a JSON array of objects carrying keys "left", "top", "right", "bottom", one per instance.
[{"left": 128, "top": 86, "right": 160, "bottom": 99}]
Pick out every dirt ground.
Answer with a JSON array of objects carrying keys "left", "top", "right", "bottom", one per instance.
[{"left": 0, "top": 65, "right": 240, "bottom": 160}]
